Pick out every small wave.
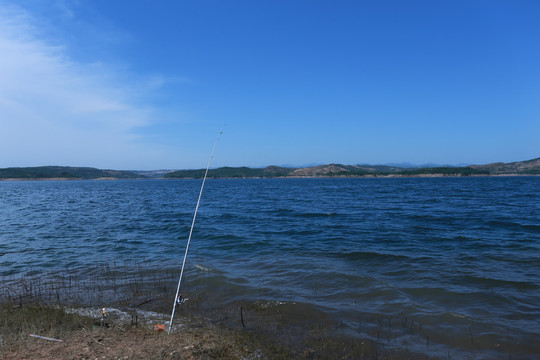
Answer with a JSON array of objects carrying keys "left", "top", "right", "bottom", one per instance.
[
  {"left": 272, "top": 208, "right": 295, "bottom": 216},
  {"left": 253, "top": 300, "right": 293, "bottom": 309},
  {"left": 195, "top": 264, "right": 214, "bottom": 272},
  {"left": 300, "top": 212, "right": 339, "bottom": 218},
  {"left": 522, "top": 224, "right": 540, "bottom": 233},
  {"left": 438, "top": 311, "right": 470, "bottom": 321},
  {"left": 218, "top": 213, "right": 237, "bottom": 219},
  {"left": 0, "top": 247, "right": 58, "bottom": 257},
  {"left": 249, "top": 300, "right": 332, "bottom": 323},
  {"left": 485, "top": 220, "right": 540, "bottom": 233},
  {"left": 340, "top": 251, "right": 411, "bottom": 262},
  {"left": 461, "top": 275, "right": 539, "bottom": 290},
  {"left": 270, "top": 209, "right": 338, "bottom": 218},
  {"left": 449, "top": 312, "right": 467, "bottom": 319}
]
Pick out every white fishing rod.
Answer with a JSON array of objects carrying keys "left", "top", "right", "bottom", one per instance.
[{"left": 168, "top": 131, "right": 222, "bottom": 334}]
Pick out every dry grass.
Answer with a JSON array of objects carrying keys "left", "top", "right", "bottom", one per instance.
[{"left": 0, "top": 303, "right": 279, "bottom": 360}]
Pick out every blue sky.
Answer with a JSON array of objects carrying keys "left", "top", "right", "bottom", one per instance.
[{"left": 0, "top": 0, "right": 538, "bottom": 170}]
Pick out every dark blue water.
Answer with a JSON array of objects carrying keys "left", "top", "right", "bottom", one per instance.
[{"left": 1, "top": 177, "right": 539, "bottom": 358}]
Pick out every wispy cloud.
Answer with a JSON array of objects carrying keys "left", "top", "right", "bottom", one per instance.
[{"left": 0, "top": 3, "right": 164, "bottom": 169}]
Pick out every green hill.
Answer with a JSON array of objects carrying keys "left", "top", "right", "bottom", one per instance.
[
  {"left": 164, "top": 166, "right": 294, "bottom": 179},
  {"left": 3, "top": 157, "right": 539, "bottom": 180},
  {"left": 397, "top": 167, "right": 490, "bottom": 176},
  {"left": 469, "top": 157, "right": 540, "bottom": 175},
  {"left": 163, "top": 157, "right": 540, "bottom": 178},
  {"left": 0, "top": 166, "right": 143, "bottom": 180}
]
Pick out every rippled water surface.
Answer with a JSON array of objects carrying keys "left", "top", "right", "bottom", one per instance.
[{"left": 1, "top": 177, "right": 539, "bottom": 358}]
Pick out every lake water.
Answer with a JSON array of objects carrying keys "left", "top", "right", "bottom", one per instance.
[{"left": 1, "top": 177, "right": 539, "bottom": 358}]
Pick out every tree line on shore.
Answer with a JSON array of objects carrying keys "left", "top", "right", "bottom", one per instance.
[{"left": 1, "top": 157, "right": 539, "bottom": 180}]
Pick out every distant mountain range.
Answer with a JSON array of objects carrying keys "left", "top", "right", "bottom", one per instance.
[
  {"left": 1, "top": 158, "right": 539, "bottom": 180},
  {"left": 163, "top": 158, "right": 540, "bottom": 178},
  {"left": 469, "top": 158, "right": 540, "bottom": 175}
]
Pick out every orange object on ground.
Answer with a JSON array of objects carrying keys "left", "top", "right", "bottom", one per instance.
[{"left": 154, "top": 324, "right": 166, "bottom": 332}]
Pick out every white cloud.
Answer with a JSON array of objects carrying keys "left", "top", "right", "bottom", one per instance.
[{"left": 0, "top": 3, "right": 162, "bottom": 169}]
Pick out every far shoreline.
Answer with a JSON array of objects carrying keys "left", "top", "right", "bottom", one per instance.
[{"left": 1, "top": 174, "right": 539, "bottom": 181}]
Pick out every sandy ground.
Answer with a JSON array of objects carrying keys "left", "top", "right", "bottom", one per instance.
[{"left": 1, "top": 325, "right": 265, "bottom": 360}]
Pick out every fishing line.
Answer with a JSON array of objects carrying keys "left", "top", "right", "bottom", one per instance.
[{"left": 168, "top": 131, "right": 222, "bottom": 334}]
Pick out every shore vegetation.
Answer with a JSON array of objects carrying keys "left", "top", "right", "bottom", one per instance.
[
  {"left": 1, "top": 262, "right": 444, "bottom": 359},
  {"left": 1, "top": 157, "right": 539, "bottom": 180}
]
